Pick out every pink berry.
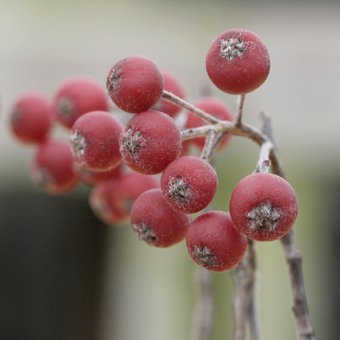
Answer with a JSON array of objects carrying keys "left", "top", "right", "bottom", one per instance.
[
  {"left": 153, "top": 70, "right": 185, "bottom": 117},
  {"left": 89, "top": 171, "right": 159, "bottom": 224},
  {"left": 206, "top": 29, "right": 271, "bottom": 94},
  {"left": 161, "top": 156, "right": 218, "bottom": 213},
  {"left": 186, "top": 211, "right": 247, "bottom": 271},
  {"left": 9, "top": 92, "right": 53, "bottom": 144},
  {"left": 106, "top": 56, "right": 164, "bottom": 113},
  {"left": 229, "top": 173, "right": 298, "bottom": 241},
  {"left": 78, "top": 163, "right": 123, "bottom": 186},
  {"left": 53, "top": 77, "right": 108, "bottom": 129},
  {"left": 70, "top": 111, "right": 123, "bottom": 171},
  {"left": 185, "top": 97, "right": 233, "bottom": 149},
  {"left": 30, "top": 139, "right": 79, "bottom": 194},
  {"left": 130, "top": 188, "right": 190, "bottom": 247},
  {"left": 119, "top": 110, "right": 181, "bottom": 174}
]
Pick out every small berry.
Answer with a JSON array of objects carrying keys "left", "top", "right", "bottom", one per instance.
[
  {"left": 53, "top": 77, "right": 108, "bottom": 129},
  {"left": 119, "top": 110, "right": 181, "bottom": 174},
  {"left": 206, "top": 29, "right": 270, "bottom": 94},
  {"left": 106, "top": 56, "right": 164, "bottom": 113},
  {"left": 30, "top": 139, "right": 79, "bottom": 194},
  {"left": 130, "top": 188, "right": 190, "bottom": 247},
  {"left": 78, "top": 163, "right": 123, "bottom": 186},
  {"left": 161, "top": 156, "right": 218, "bottom": 213},
  {"left": 186, "top": 211, "right": 247, "bottom": 271},
  {"left": 229, "top": 173, "right": 298, "bottom": 241},
  {"left": 89, "top": 171, "right": 159, "bottom": 224},
  {"left": 153, "top": 70, "right": 185, "bottom": 117},
  {"left": 185, "top": 97, "right": 233, "bottom": 149},
  {"left": 70, "top": 111, "right": 123, "bottom": 171},
  {"left": 9, "top": 92, "right": 53, "bottom": 144}
]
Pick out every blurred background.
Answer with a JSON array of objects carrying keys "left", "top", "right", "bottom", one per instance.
[{"left": 0, "top": 0, "right": 339, "bottom": 339}]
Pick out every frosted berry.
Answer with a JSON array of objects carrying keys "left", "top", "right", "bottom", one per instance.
[
  {"left": 130, "top": 188, "right": 190, "bottom": 247},
  {"left": 186, "top": 211, "right": 247, "bottom": 271},
  {"left": 106, "top": 56, "right": 163, "bottom": 113},
  {"left": 229, "top": 173, "right": 298, "bottom": 241},
  {"left": 185, "top": 97, "right": 233, "bottom": 149},
  {"left": 153, "top": 70, "right": 185, "bottom": 117},
  {"left": 161, "top": 156, "right": 218, "bottom": 213},
  {"left": 89, "top": 171, "right": 159, "bottom": 224},
  {"left": 9, "top": 92, "right": 53, "bottom": 144},
  {"left": 53, "top": 77, "right": 108, "bottom": 129},
  {"left": 30, "top": 139, "right": 79, "bottom": 194},
  {"left": 206, "top": 29, "right": 270, "bottom": 94},
  {"left": 119, "top": 110, "right": 181, "bottom": 174},
  {"left": 70, "top": 111, "right": 123, "bottom": 171}
]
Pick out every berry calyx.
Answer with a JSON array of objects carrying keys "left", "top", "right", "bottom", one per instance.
[{"left": 229, "top": 173, "right": 298, "bottom": 241}]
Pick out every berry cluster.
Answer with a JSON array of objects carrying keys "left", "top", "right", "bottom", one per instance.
[{"left": 9, "top": 28, "right": 298, "bottom": 272}]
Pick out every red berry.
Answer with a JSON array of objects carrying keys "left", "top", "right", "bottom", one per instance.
[
  {"left": 9, "top": 92, "right": 53, "bottom": 144},
  {"left": 78, "top": 163, "right": 123, "bottom": 186},
  {"left": 89, "top": 171, "right": 159, "bottom": 224},
  {"left": 70, "top": 111, "right": 123, "bottom": 171},
  {"left": 119, "top": 110, "right": 181, "bottom": 174},
  {"left": 229, "top": 173, "right": 298, "bottom": 241},
  {"left": 161, "top": 156, "right": 218, "bottom": 213},
  {"left": 186, "top": 211, "right": 247, "bottom": 271},
  {"left": 185, "top": 97, "right": 233, "bottom": 149},
  {"left": 153, "top": 70, "right": 185, "bottom": 117},
  {"left": 30, "top": 139, "right": 79, "bottom": 194},
  {"left": 206, "top": 29, "right": 270, "bottom": 94},
  {"left": 130, "top": 188, "right": 190, "bottom": 247},
  {"left": 106, "top": 56, "right": 164, "bottom": 113},
  {"left": 53, "top": 77, "right": 108, "bottom": 129}
]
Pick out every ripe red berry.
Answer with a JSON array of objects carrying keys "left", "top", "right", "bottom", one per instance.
[
  {"left": 161, "top": 156, "right": 218, "bottom": 213},
  {"left": 9, "top": 92, "right": 53, "bottom": 144},
  {"left": 186, "top": 211, "right": 247, "bottom": 271},
  {"left": 229, "top": 173, "right": 298, "bottom": 241},
  {"left": 70, "top": 111, "right": 123, "bottom": 172},
  {"left": 153, "top": 70, "right": 185, "bottom": 117},
  {"left": 119, "top": 110, "right": 181, "bottom": 174},
  {"left": 185, "top": 97, "right": 233, "bottom": 149},
  {"left": 106, "top": 56, "right": 164, "bottom": 113},
  {"left": 53, "top": 77, "right": 108, "bottom": 129},
  {"left": 206, "top": 29, "right": 270, "bottom": 94},
  {"left": 30, "top": 139, "right": 79, "bottom": 194},
  {"left": 130, "top": 188, "right": 190, "bottom": 247},
  {"left": 89, "top": 171, "right": 159, "bottom": 224}
]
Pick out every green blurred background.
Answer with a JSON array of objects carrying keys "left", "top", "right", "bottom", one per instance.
[{"left": 0, "top": 0, "right": 339, "bottom": 339}]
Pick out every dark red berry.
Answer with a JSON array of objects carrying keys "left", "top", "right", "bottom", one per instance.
[
  {"left": 9, "top": 92, "right": 53, "bottom": 144},
  {"left": 30, "top": 139, "right": 79, "bottom": 194},
  {"left": 70, "top": 111, "right": 123, "bottom": 171},
  {"left": 161, "top": 156, "right": 218, "bottom": 213},
  {"left": 53, "top": 77, "right": 108, "bottom": 129},
  {"left": 130, "top": 188, "right": 190, "bottom": 247},
  {"left": 229, "top": 173, "right": 298, "bottom": 241},
  {"left": 106, "top": 56, "right": 163, "bottom": 113},
  {"left": 119, "top": 110, "right": 181, "bottom": 174},
  {"left": 185, "top": 97, "right": 233, "bottom": 149},
  {"left": 206, "top": 29, "right": 270, "bottom": 94},
  {"left": 186, "top": 211, "right": 247, "bottom": 271}
]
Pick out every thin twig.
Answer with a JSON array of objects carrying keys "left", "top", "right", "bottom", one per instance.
[{"left": 235, "top": 94, "right": 246, "bottom": 127}]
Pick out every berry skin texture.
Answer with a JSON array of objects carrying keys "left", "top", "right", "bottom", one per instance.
[
  {"left": 185, "top": 97, "right": 233, "bottom": 149},
  {"left": 186, "top": 211, "right": 247, "bottom": 272},
  {"left": 106, "top": 56, "right": 164, "bottom": 113},
  {"left": 9, "top": 92, "right": 53, "bottom": 144},
  {"left": 206, "top": 29, "right": 271, "bottom": 94},
  {"left": 70, "top": 111, "right": 123, "bottom": 172},
  {"left": 120, "top": 110, "right": 181, "bottom": 174},
  {"left": 31, "top": 139, "right": 79, "bottom": 194},
  {"left": 229, "top": 173, "right": 298, "bottom": 241},
  {"left": 53, "top": 77, "right": 109, "bottom": 129},
  {"left": 130, "top": 188, "right": 190, "bottom": 247},
  {"left": 89, "top": 171, "right": 159, "bottom": 224},
  {"left": 161, "top": 156, "right": 218, "bottom": 213},
  {"left": 153, "top": 70, "right": 185, "bottom": 117}
]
